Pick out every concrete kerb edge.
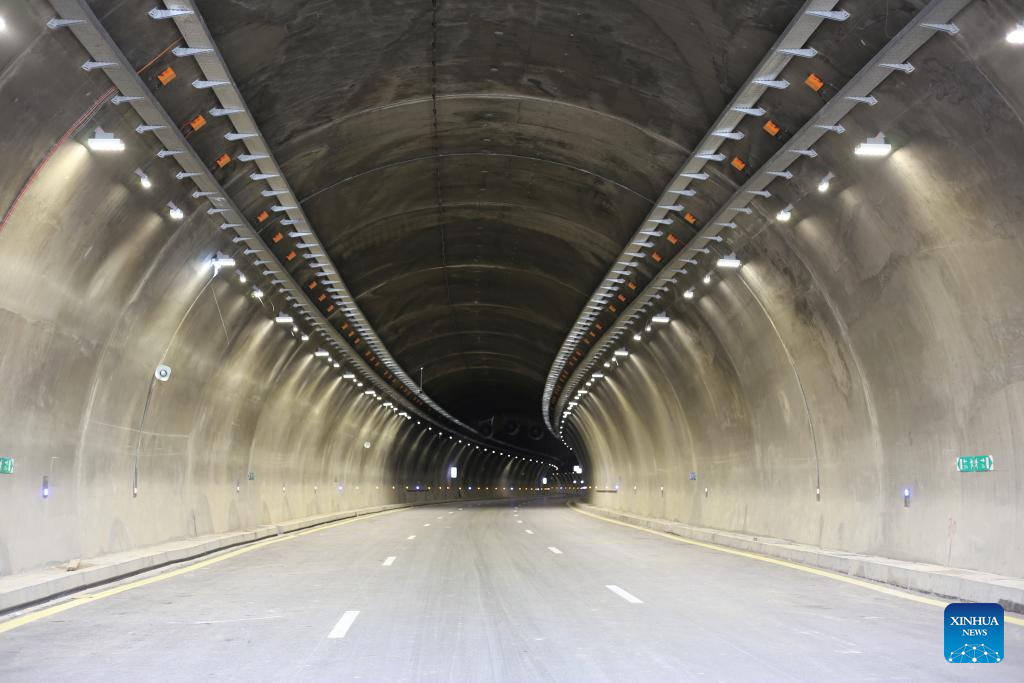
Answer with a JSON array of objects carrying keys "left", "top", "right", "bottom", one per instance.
[
  {"left": 573, "top": 502, "right": 1024, "bottom": 615},
  {"left": 0, "top": 496, "right": 499, "bottom": 616}
]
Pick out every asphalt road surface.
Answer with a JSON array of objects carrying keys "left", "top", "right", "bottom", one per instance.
[{"left": 1, "top": 498, "right": 1021, "bottom": 681}]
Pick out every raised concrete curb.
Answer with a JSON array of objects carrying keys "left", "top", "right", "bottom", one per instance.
[
  {"left": 575, "top": 503, "right": 1024, "bottom": 613},
  {"left": 0, "top": 500, "right": 437, "bottom": 615}
]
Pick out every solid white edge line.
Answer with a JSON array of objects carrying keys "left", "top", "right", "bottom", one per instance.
[
  {"left": 606, "top": 585, "right": 643, "bottom": 604},
  {"left": 548, "top": 546, "right": 563, "bottom": 554},
  {"left": 328, "top": 610, "right": 360, "bottom": 639},
  {"left": 382, "top": 556, "right": 396, "bottom": 566}
]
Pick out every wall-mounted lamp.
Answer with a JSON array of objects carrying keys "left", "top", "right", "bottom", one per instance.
[
  {"left": 855, "top": 133, "right": 892, "bottom": 157},
  {"left": 134, "top": 168, "right": 152, "bottom": 189},
  {"left": 817, "top": 172, "right": 835, "bottom": 193},
  {"left": 86, "top": 127, "right": 124, "bottom": 152}
]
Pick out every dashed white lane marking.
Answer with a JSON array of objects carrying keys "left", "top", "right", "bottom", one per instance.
[
  {"left": 423, "top": 523, "right": 431, "bottom": 527},
  {"left": 437, "top": 515, "right": 444, "bottom": 519},
  {"left": 328, "top": 610, "right": 360, "bottom": 639},
  {"left": 448, "top": 511, "right": 454, "bottom": 515},
  {"left": 525, "top": 530, "right": 534, "bottom": 535},
  {"left": 606, "top": 585, "right": 643, "bottom": 604},
  {"left": 382, "top": 556, "right": 396, "bottom": 566},
  {"left": 407, "top": 535, "right": 416, "bottom": 540},
  {"left": 547, "top": 547, "right": 563, "bottom": 554},
  {"left": 516, "top": 520, "right": 523, "bottom": 524}
]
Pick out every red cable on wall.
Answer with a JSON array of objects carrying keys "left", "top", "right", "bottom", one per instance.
[{"left": 0, "top": 38, "right": 182, "bottom": 233}]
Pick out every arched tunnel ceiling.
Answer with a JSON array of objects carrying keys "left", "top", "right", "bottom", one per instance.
[{"left": 180, "top": 0, "right": 810, "bottom": 429}]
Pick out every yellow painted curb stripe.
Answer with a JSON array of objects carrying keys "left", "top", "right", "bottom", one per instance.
[
  {"left": 569, "top": 504, "right": 1024, "bottom": 627},
  {"left": 0, "top": 508, "right": 405, "bottom": 635}
]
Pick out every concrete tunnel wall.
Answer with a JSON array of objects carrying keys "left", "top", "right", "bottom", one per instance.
[
  {"left": 570, "top": 2, "right": 1024, "bottom": 579},
  {"left": 0, "top": 3, "right": 552, "bottom": 577}
]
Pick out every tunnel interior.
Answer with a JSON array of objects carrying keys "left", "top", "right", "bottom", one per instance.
[{"left": 0, "top": 0, "right": 1023, "bottom": 678}]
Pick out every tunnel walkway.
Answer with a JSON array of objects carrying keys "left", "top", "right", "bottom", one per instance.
[{"left": 1, "top": 499, "right": 1019, "bottom": 682}]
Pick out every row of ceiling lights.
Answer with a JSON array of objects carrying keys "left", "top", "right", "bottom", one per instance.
[
  {"left": 54, "top": 3, "right": 497, "bottom": 452},
  {"left": 82, "top": 124, "right": 559, "bottom": 472},
  {"left": 556, "top": 129, "right": 897, "bottom": 439},
  {"left": 54, "top": 6, "right": 561, "bottom": 467},
  {"left": 543, "top": 8, "right": 1024, "bottom": 429},
  {"left": 551, "top": 6, "right": 1009, "bottom": 426}
]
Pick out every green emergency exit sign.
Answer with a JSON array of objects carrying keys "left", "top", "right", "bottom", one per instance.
[
  {"left": 956, "top": 455, "right": 993, "bottom": 472},
  {"left": 0, "top": 457, "right": 14, "bottom": 475}
]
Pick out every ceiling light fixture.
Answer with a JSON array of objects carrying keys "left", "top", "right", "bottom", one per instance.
[
  {"left": 275, "top": 315, "right": 294, "bottom": 325},
  {"left": 167, "top": 202, "right": 184, "bottom": 221},
  {"left": 86, "top": 127, "right": 124, "bottom": 152},
  {"left": 717, "top": 255, "right": 742, "bottom": 269},
  {"left": 1007, "top": 23, "right": 1024, "bottom": 44},
  {"left": 817, "top": 172, "right": 835, "bottom": 193},
  {"left": 776, "top": 204, "right": 793, "bottom": 222},
  {"left": 134, "top": 168, "right": 152, "bottom": 189},
  {"left": 854, "top": 133, "right": 892, "bottom": 157},
  {"left": 210, "top": 254, "right": 235, "bottom": 274}
]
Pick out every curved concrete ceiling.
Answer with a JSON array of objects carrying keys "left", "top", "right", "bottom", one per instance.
[{"left": 184, "top": 0, "right": 810, "bottom": 436}]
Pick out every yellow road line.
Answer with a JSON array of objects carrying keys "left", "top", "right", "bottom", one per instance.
[
  {"left": 0, "top": 508, "right": 405, "bottom": 635},
  {"left": 570, "top": 504, "right": 1024, "bottom": 627}
]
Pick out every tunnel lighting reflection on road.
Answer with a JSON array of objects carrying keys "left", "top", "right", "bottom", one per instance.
[
  {"left": 86, "top": 127, "right": 125, "bottom": 152},
  {"left": 1007, "top": 24, "right": 1024, "bottom": 44},
  {"left": 854, "top": 133, "right": 892, "bottom": 156}
]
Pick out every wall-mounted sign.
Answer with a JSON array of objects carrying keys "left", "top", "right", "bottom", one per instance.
[
  {"left": 0, "top": 457, "right": 14, "bottom": 475},
  {"left": 688, "top": 471, "right": 697, "bottom": 480},
  {"left": 247, "top": 471, "right": 256, "bottom": 481},
  {"left": 956, "top": 455, "right": 993, "bottom": 473}
]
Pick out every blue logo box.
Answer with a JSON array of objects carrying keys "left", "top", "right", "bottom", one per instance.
[{"left": 945, "top": 603, "right": 1004, "bottom": 663}]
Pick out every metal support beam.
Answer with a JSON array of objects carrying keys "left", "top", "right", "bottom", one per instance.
[
  {"left": 550, "top": 0, "right": 972, "bottom": 435},
  {"left": 160, "top": 0, "right": 472, "bottom": 433},
  {"left": 542, "top": 0, "right": 845, "bottom": 432}
]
